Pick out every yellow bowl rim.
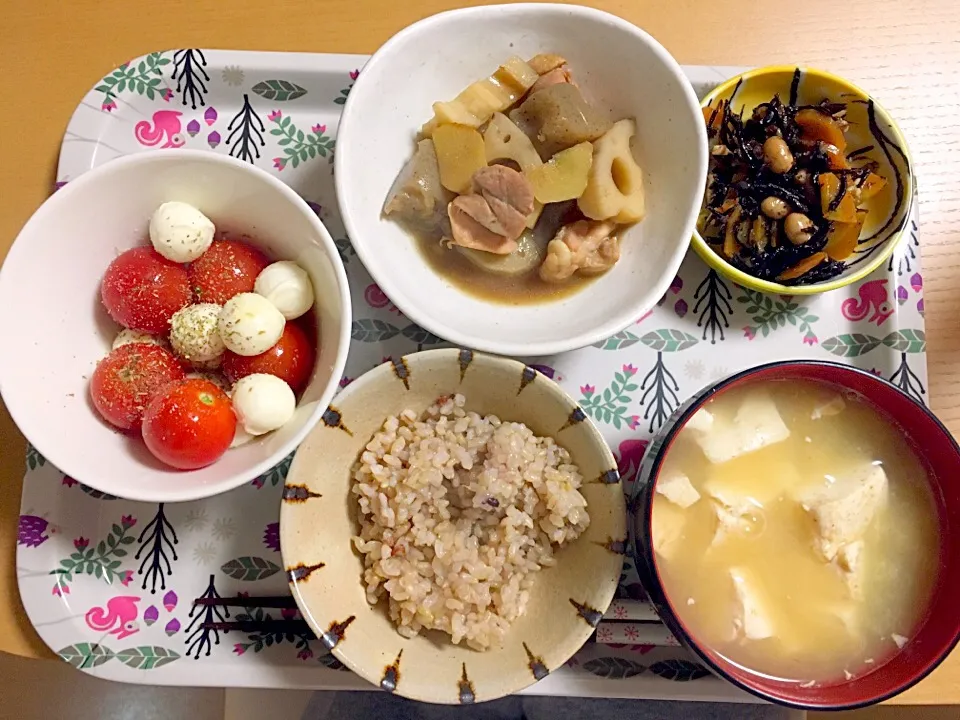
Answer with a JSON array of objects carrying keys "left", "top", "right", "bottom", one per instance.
[{"left": 691, "top": 65, "right": 915, "bottom": 296}]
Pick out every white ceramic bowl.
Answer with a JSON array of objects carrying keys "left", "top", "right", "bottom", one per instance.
[
  {"left": 336, "top": 3, "right": 707, "bottom": 357},
  {"left": 0, "top": 150, "right": 351, "bottom": 502}
]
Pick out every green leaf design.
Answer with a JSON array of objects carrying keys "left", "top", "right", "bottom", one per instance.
[
  {"left": 351, "top": 319, "right": 400, "bottom": 342},
  {"left": 401, "top": 324, "right": 443, "bottom": 346},
  {"left": 592, "top": 330, "right": 641, "bottom": 351},
  {"left": 251, "top": 79, "right": 308, "bottom": 102},
  {"left": 221, "top": 556, "right": 281, "bottom": 581},
  {"left": 115, "top": 646, "right": 181, "bottom": 670},
  {"left": 582, "top": 657, "right": 646, "bottom": 679},
  {"left": 639, "top": 329, "right": 698, "bottom": 353},
  {"left": 882, "top": 329, "right": 926, "bottom": 353},
  {"left": 648, "top": 659, "right": 710, "bottom": 681},
  {"left": 821, "top": 333, "right": 882, "bottom": 358},
  {"left": 58, "top": 643, "right": 115, "bottom": 669}
]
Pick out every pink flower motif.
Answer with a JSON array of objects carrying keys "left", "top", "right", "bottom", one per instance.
[
  {"left": 743, "top": 326, "right": 757, "bottom": 340},
  {"left": 918, "top": 298, "right": 925, "bottom": 316},
  {"left": 910, "top": 273, "right": 923, "bottom": 293},
  {"left": 119, "top": 570, "right": 134, "bottom": 587},
  {"left": 802, "top": 332, "right": 818, "bottom": 346},
  {"left": 52, "top": 584, "right": 70, "bottom": 597},
  {"left": 622, "top": 363, "right": 638, "bottom": 376},
  {"left": 62, "top": 476, "right": 78, "bottom": 488},
  {"left": 251, "top": 477, "right": 265, "bottom": 489},
  {"left": 870, "top": 368, "right": 883, "bottom": 377},
  {"left": 161, "top": 89, "right": 174, "bottom": 102},
  {"left": 121, "top": 515, "right": 136, "bottom": 529},
  {"left": 101, "top": 100, "right": 117, "bottom": 112},
  {"left": 616, "top": 439, "right": 649, "bottom": 486},
  {"left": 613, "top": 604, "right": 628, "bottom": 619},
  {"left": 349, "top": 69, "right": 360, "bottom": 81},
  {"left": 670, "top": 275, "right": 683, "bottom": 294},
  {"left": 233, "top": 644, "right": 247, "bottom": 655},
  {"left": 339, "top": 376, "right": 353, "bottom": 388},
  {"left": 596, "top": 626, "right": 613, "bottom": 642},
  {"left": 297, "top": 648, "right": 314, "bottom": 660},
  {"left": 580, "top": 384, "right": 595, "bottom": 397},
  {"left": 627, "top": 415, "right": 641, "bottom": 431},
  {"left": 624, "top": 625, "right": 640, "bottom": 640},
  {"left": 281, "top": 607, "right": 298, "bottom": 620},
  {"left": 238, "top": 591, "right": 250, "bottom": 599},
  {"left": 74, "top": 537, "right": 89, "bottom": 550},
  {"left": 268, "top": 109, "right": 282, "bottom": 121},
  {"left": 364, "top": 283, "right": 391, "bottom": 309},
  {"left": 312, "top": 124, "right": 327, "bottom": 135},
  {"left": 381, "top": 356, "right": 392, "bottom": 364},
  {"left": 272, "top": 158, "right": 286, "bottom": 171},
  {"left": 674, "top": 299, "right": 688, "bottom": 318}
]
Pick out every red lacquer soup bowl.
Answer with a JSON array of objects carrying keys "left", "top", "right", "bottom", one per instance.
[{"left": 629, "top": 360, "right": 960, "bottom": 710}]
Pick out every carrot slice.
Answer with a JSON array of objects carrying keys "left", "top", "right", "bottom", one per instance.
[
  {"left": 825, "top": 211, "right": 867, "bottom": 261},
  {"left": 859, "top": 173, "right": 887, "bottom": 201},
  {"left": 778, "top": 252, "right": 828, "bottom": 281},
  {"left": 818, "top": 173, "right": 858, "bottom": 223},
  {"left": 796, "top": 109, "right": 847, "bottom": 153},
  {"left": 703, "top": 101, "right": 726, "bottom": 131},
  {"left": 822, "top": 142, "right": 849, "bottom": 170}
]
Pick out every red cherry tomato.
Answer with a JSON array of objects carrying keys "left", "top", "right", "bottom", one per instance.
[
  {"left": 188, "top": 237, "right": 270, "bottom": 304},
  {"left": 90, "top": 344, "right": 186, "bottom": 431},
  {"left": 141, "top": 379, "right": 237, "bottom": 470},
  {"left": 221, "top": 321, "right": 315, "bottom": 392},
  {"left": 101, "top": 247, "right": 192, "bottom": 333}
]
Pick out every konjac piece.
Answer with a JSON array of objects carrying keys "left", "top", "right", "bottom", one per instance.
[
  {"left": 509, "top": 83, "right": 612, "bottom": 158},
  {"left": 383, "top": 139, "right": 451, "bottom": 236},
  {"left": 447, "top": 165, "right": 535, "bottom": 254},
  {"left": 539, "top": 220, "right": 619, "bottom": 282}
]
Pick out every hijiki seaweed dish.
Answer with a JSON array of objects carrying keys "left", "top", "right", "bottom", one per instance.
[{"left": 700, "top": 73, "right": 890, "bottom": 286}]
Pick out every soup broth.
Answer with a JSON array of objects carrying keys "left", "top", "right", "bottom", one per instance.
[{"left": 652, "top": 379, "right": 940, "bottom": 683}]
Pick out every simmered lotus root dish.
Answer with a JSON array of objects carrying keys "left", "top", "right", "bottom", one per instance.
[
  {"left": 700, "top": 78, "right": 887, "bottom": 285},
  {"left": 383, "top": 54, "right": 647, "bottom": 303}
]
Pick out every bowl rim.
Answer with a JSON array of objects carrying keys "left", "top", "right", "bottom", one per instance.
[
  {"left": 281, "top": 346, "right": 625, "bottom": 703},
  {"left": 334, "top": 2, "right": 708, "bottom": 356},
  {"left": 0, "top": 148, "right": 353, "bottom": 503},
  {"left": 691, "top": 65, "right": 916, "bottom": 296},
  {"left": 630, "top": 359, "right": 960, "bottom": 710}
]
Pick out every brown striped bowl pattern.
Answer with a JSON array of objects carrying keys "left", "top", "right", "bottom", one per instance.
[{"left": 280, "top": 348, "right": 627, "bottom": 703}]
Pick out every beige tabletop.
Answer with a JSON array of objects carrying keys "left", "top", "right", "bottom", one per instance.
[{"left": 2, "top": 0, "right": 959, "bottom": 703}]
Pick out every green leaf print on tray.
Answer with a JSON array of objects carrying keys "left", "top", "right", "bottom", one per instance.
[
  {"left": 351, "top": 319, "right": 445, "bottom": 349},
  {"left": 50, "top": 516, "right": 137, "bottom": 595},
  {"left": 579, "top": 365, "right": 641, "bottom": 431},
  {"left": 58, "top": 643, "right": 180, "bottom": 671},
  {"left": 268, "top": 111, "right": 336, "bottom": 170},
  {"left": 221, "top": 556, "right": 281, "bottom": 582},
  {"left": 95, "top": 52, "right": 172, "bottom": 111},
  {"left": 639, "top": 329, "right": 698, "bottom": 353},
  {"left": 592, "top": 330, "right": 641, "bottom": 351},
  {"left": 25, "top": 443, "right": 46, "bottom": 471},
  {"left": 822, "top": 330, "right": 926, "bottom": 358},
  {"left": 738, "top": 288, "right": 818, "bottom": 345},
  {"left": 582, "top": 657, "right": 646, "bottom": 679},
  {"left": 252, "top": 80, "right": 307, "bottom": 101}
]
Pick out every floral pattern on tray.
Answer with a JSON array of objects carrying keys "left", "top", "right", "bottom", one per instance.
[{"left": 17, "top": 50, "right": 924, "bottom": 700}]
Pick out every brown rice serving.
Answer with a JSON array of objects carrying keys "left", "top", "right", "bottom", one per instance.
[{"left": 351, "top": 393, "right": 590, "bottom": 650}]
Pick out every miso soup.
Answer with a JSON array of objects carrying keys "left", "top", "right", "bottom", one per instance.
[{"left": 652, "top": 380, "right": 940, "bottom": 684}]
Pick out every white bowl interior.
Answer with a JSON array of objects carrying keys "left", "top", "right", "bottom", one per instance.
[
  {"left": 336, "top": 4, "right": 707, "bottom": 356},
  {"left": 0, "top": 151, "right": 350, "bottom": 502}
]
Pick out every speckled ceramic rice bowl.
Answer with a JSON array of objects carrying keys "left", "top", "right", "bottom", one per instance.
[{"left": 280, "top": 348, "right": 626, "bottom": 703}]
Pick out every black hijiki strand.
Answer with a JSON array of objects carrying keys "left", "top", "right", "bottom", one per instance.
[
  {"left": 134, "top": 503, "right": 179, "bottom": 593},
  {"left": 702, "top": 72, "right": 887, "bottom": 286}
]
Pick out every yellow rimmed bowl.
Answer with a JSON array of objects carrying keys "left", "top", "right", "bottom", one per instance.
[
  {"left": 693, "top": 66, "right": 914, "bottom": 295},
  {"left": 279, "top": 348, "right": 626, "bottom": 704}
]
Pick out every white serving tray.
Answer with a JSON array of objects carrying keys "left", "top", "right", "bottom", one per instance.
[{"left": 16, "top": 50, "right": 925, "bottom": 702}]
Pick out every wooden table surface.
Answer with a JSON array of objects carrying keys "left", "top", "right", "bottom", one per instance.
[{"left": 2, "top": 0, "right": 958, "bottom": 703}]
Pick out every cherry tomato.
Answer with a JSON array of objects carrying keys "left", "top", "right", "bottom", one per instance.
[
  {"left": 90, "top": 344, "right": 186, "bottom": 431},
  {"left": 221, "top": 321, "right": 315, "bottom": 392},
  {"left": 101, "top": 247, "right": 192, "bottom": 334},
  {"left": 188, "top": 237, "right": 270, "bottom": 304},
  {"left": 142, "top": 379, "right": 237, "bottom": 470}
]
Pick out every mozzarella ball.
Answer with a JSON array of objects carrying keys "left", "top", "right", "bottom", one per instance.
[
  {"left": 218, "top": 293, "right": 285, "bottom": 356},
  {"left": 170, "top": 303, "right": 225, "bottom": 364},
  {"left": 254, "top": 261, "right": 315, "bottom": 320},
  {"left": 112, "top": 329, "right": 165, "bottom": 350},
  {"left": 232, "top": 373, "right": 295, "bottom": 435},
  {"left": 149, "top": 201, "right": 216, "bottom": 263}
]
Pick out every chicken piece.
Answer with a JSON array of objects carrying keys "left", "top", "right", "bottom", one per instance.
[
  {"left": 687, "top": 390, "right": 790, "bottom": 464},
  {"left": 730, "top": 567, "right": 775, "bottom": 640},
  {"left": 656, "top": 469, "right": 700, "bottom": 508},
  {"left": 529, "top": 65, "right": 577, "bottom": 95},
  {"left": 528, "top": 53, "right": 567, "bottom": 75},
  {"left": 383, "top": 139, "right": 451, "bottom": 235},
  {"left": 801, "top": 464, "right": 888, "bottom": 562},
  {"left": 539, "top": 220, "right": 620, "bottom": 282},
  {"left": 446, "top": 165, "right": 535, "bottom": 255},
  {"left": 651, "top": 497, "right": 686, "bottom": 559}
]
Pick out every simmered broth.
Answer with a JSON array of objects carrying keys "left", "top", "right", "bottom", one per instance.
[{"left": 653, "top": 380, "right": 939, "bottom": 683}]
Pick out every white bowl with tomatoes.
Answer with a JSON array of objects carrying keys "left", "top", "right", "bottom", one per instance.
[{"left": 0, "top": 150, "right": 351, "bottom": 502}]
